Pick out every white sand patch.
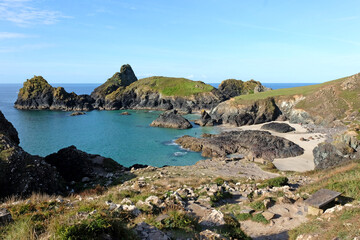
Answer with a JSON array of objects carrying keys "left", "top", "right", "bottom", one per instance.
[{"left": 219, "top": 121, "right": 326, "bottom": 172}]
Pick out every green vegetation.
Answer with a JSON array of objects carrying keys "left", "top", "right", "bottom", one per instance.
[
  {"left": 233, "top": 77, "right": 345, "bottom": 102},
  {"left": 57, "top": 213, "right": 137, "bottom": 240},
  {"left": 258, "top": 176, "right": 289, "bottom": 189},
  {"left": 18, "top": 76, "right": 53, "bottom": 100},
  {"left": 298, "top": 161, "right": 360, "bottom": 200},
  {"left": 289, "top": 208, "right": 360, "bottom": 240},
  {"left": 249, "top": 200, "right": 266, "bottom": 211},
  {"left": 127, "top": 76, "right": 215, "bottom": 97},
  {"left": 210, "top": 191, "right": 232, "bottom": 206},
  {"left": 251, "top": 213, "right": 270, "bottom": 224},
  {"left": 154, "top": 211, "right": 198, "bottom": 232},
  {"left": 214, "top": 177, "right": 225, "bottom": 186}
]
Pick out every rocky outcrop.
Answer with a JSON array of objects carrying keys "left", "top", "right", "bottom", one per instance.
[
  {"left": 313, "top": 131, "right": 360, "bottom": 169},
  {"left": 0, "top": 111, "right": 19, "bottom": 145},
  {"left": 176, "top": 130, "right": 304, "bottom": 160},
  {"left": 194, "top": 110, "right": 216, "bottom": 126},
  {"left": 0, "top": 110, "right": 126, "bottom": 199},
  {"left": 44, "top": 145, "right": 125, "bottom": 183},
  {"left": 211, "top": 97, "right": 281, "bottom": 126},
  {"left": 218, "top": 79, "right": 270, "bottom": 99},
  {"left": 313, "top": 143, "right": 353, "bottom": 169},
  {"left": 0, "top": 111, "right": 63, "bottom": 198},
  {"left": 150, "top": 110, "right": 192, "bottom": 129},
  {"left": 261, "top": 122, "right": 295, "bottom": 133},
  {"left": 14, "top": 76, "right": 95, "bottom": 111},
  {"left": 91, "top": 64, "right": 138, "bottom": 109}
]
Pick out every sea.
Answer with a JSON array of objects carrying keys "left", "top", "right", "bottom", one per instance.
[{"left": 0, "top": 82, "right": 316, "bottom": 167}]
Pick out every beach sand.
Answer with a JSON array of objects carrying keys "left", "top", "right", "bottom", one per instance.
[{"left": 220, "top": 121, "right": 325, "bottom": 172}]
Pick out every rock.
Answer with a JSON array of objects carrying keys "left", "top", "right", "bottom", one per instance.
[
  {"left": 176, "top": 130, "right": 304, "bottom": 160},
  {"left": 324, "top": 205, "right": 344, "bottom": 214},
  {"left": 81, "top": 177, "right": 90, "bottom": 182},
  {"left": 44, "top": 146, "right": 124, "bottom": 183},
  {"left": 0, "top": 111, "right": 19, "bottom": 145},
  {"left": 0, "top": 208, "right": 12, "bottom": 225},
  {"left": 200, "top": 229, "right": 227, "bottom": 240},
  {"left": 70, "top": 112, "right": 86, "bottom": 116},
  {"left": 91, "top": 64, "right": 138, "bottom": 108},
  {"left": 313, "top": 142, "right": 352, "bottom": 170},
  {"left": 120, "top": 111, "right": 131, "bottom": 115},
  {"left": 218, "top": 79, "right": 269, "bottom": 99},
  {"left": 150, "top": 110, "right": 192, "bottom": 129},
  {"left": 261, "top": 122, "right": 295, "bottom": 133},
  {"left": 15, "top": 76, "right": 95, "bottom": 111},
  {"left": 307, "top": 206, "right": 324, "bottom": 216},
  {"left": 145, "top": 196, "right": 162, "bottom": 206},
  {"left": 263, "top": 199, "right": 272, "bottom": 209},
  {"left": 194, "top": 110, "right": 216, "bottom": 126},
  {"left": 121, "top": 205, "right": 140, "bottom": 216},
  {"left": 211, "top": 97, "right": 281, "bottom": 126},
  {"left": 200, "top": 209, "right": 226, "bottom": 226},
  {"left": 135, "top": 222, "right": 170, "bottom": 240},
  {"left": 262, "top": 211, "right": 275, "bottom": 220},
  {"left": 240, "top": 209, "right": 255, "bottom": 214},
  {"left": 0, "top": 111, "right": 64, "bottom": 199},
  {"left": 278, "top": 196, "right": 293, "bottom": 204}
]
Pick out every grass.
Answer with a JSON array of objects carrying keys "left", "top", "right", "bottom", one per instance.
[
  {"left": 127, "top": 76, "right": 215, "bottom": 97},
  {"left": 289, "top": 208, "right": 360, "bottom": 240},
  {"left": 297, "top": 161, "right": 360, "bottom": 200},
  {"left": 233, "top": 77, "right": 345, "bottom": 103},
  {"left": 18, "top": 76, "right": 53, "bottom": 100},
  {"left": 258, "top": 176, "right": 289, "bottom": 189},
  {"left": 249, "top": 200, "right": 266, "bottom": 211}
]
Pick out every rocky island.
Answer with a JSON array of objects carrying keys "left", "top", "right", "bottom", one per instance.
[{"left": 14, "top": 64, "right": 269, "bottom": 112}]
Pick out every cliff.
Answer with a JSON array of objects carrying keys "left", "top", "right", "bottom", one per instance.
[
  {"left": 218, "top": 79, "right": 270, "bottom": 99},
  {"left": 14, "top": 76, "right": 95, "bottom": 111},
  {"left": 0, "top": 111, "right": 125, "bottom": 199}
]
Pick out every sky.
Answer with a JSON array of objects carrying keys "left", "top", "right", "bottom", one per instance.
[{"left": 1, "top": 0, "right": 360, "bottom": 84}]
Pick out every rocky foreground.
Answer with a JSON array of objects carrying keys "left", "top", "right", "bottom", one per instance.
[{"left": 1, "top": 106, "right": 360, "bottom": 239}]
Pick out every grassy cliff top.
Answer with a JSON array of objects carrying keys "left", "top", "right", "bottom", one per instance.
[
  {"left": 231, "top": 73, "right": 360, "bottom": 122},
  {"left": 18, "top": 76, "right": 53, "bottom": 100},
  {"left": 127, "top": 76, "right": 215, "bottom": 97}
]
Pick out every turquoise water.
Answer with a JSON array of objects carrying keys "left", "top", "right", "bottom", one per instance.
[
  {"left": 0, "top": 82, "right": 317, "bottom": 167},
  {"left": 0, "top": 84, "right": 219, "bottom": 167}
]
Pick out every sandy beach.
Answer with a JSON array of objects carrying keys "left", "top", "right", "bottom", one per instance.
[{"left": 220, "top": 121, "right": 325, "bottom": 172}]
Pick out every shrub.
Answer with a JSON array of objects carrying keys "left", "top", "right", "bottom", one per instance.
[
  {"left": 214, "top": 177, "right": 225, "bottom": 186},
  {"left": 155, "top": 211, "right": 198, "bottom": 232},
  {"left": 210, "top": 191, "right": 232, "bottom": 206},
  {"left": 252, "top": 213, "right": 269, "bottom": 224},
  {"left": 259, "top": 176, "right": 288, "bottom": 188},
  {"left": 249, "top": 200, "right": 266, "bottom": 211}
]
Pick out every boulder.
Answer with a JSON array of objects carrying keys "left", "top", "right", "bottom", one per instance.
[
  {"left": 150, "top": 110, "right": 192, "bottom": 129},
  {"left": 199, "top": 209, "right": 226, "bottom": 226},
  {"left": 262, "top": 211, "right": 275, "bottom": 220},
  {"left": 0, "top": 208, "right": 12, "bottom": 225},
  {"left": 70, "top": 112, "right": 86, "bottom": 116},
  {"left": 261, "top": 122, "right": 295, "bottom": 133},
  {"left": 218, "top": 79, "right": 269, "bottom": 99},
  {"left": 313, "top": 142, "right": 352, "bottom": 170},
  {"left": 176, "top": 130, "right": 304, "bottom": 160},
  {"left": 194, "top": 110, "right": 216, "bottom": 126},
  {"left": 44, "top": 145, "right": 124, "bottom": 183},
  {"left": 211, "top": 97, "right": 281, "bottom": 126}
]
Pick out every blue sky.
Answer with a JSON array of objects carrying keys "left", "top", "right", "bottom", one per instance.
[{"left": 1, "top": 0, "right": 360, "bottom": 84}]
